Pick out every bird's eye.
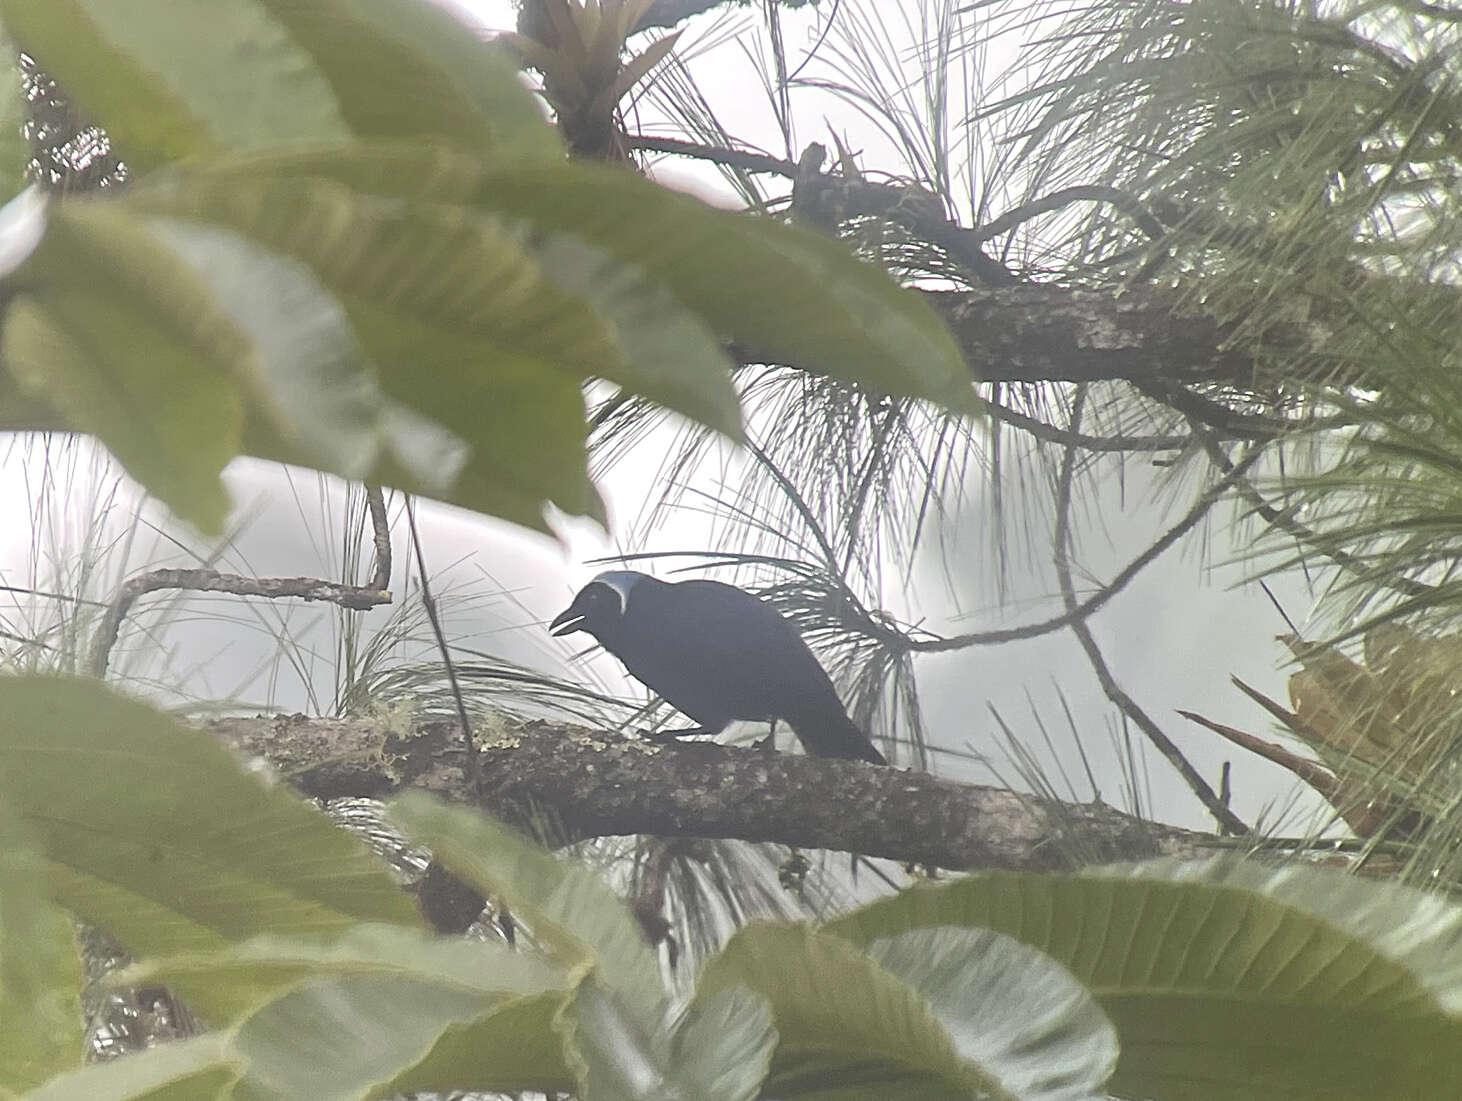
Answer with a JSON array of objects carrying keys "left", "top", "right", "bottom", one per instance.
[{"left": 590, "top": 586, "right": 622, "bottom": 617}]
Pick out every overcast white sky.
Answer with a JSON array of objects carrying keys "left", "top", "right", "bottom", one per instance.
[{"left": 0, "top": 0, "right": 1331, "bottom": 836}]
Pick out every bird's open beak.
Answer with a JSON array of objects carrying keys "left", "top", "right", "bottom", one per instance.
[{"left": 549, "top": 602, "right": 586, "bottom": 636}]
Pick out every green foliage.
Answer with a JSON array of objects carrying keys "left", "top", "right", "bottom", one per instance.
[
  {"left": 115, "top": 923, "right": 565, "bottom": 1027},
  {"left": 26, "top": 1035, "right": 239, "bottom": 1101},
  {"left": 13, "top": 2, "right": 1462, "bottom": 1098},
  {"left": 0, "top": 796, "right": 82, "bottom": 1096},
  {"left": 0, "top": 47, "right": 26, "bottom": 201},
  {"left": 9, "top": 674, "right": 1462, "bottom": 1099},
  {"left": 389, "top": 792, "right": 668, "bottom": 1021},
  {"left": 0, "top": 677, "right": 422, "bottom": 970},
  {"left": 0, "top": 0, "right": 973, "bottom": 536},
  {"left": 829, "top": 858, "right": 1462, "bottom": 1099},
  {"left": 987, "top": 0, "right": 1462, "bottom": 894},
  {"left": 557, "top": 976, "right": 776, "bottom": 1101},
  {"left": 699, "top": 922, "right": 1113, "bottom": 1101}
]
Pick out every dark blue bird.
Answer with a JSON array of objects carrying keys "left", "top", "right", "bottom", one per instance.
[{"left": 550, "top": 571, "right": 886, "bottom": 764}]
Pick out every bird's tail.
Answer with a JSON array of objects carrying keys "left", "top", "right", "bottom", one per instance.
[{"left": 789, "top": 705, "right": 887, "bottom": 764}]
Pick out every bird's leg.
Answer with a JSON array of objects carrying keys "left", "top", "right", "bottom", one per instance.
[{"left": 751, "top": 719, "right": 779, "bottom": 756}]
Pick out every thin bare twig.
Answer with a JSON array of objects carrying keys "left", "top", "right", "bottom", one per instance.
[
  {"left": 1134, "top": 379, "right": 1287, "bottom": 440},
  {"left": 88, "top": 484, "right": 396, "bottom": 679},
  {"left": 404, "top": 497, "right": 478, "bottom": 786},
  {"left": 89, "top": 568, "right": 392, "bottom": 679},
  {"left": 972, "top": 185, "right": 1167, "bottom": 244},
  {"left": 0, "top": 626, "right": 51, "bottom": 649},
  {"left": 984, "top": 396, "right": 1192, "bottom": 453},
  {"left": 0, "top": 583, "right": 110, "bottom": 608},
  {"left": 1055, "top": 386, "right": 1250, "bottom": 836},
  {"left": 364, "top": 485, "right": 392, "bottom": 592},
  {"left": 629, "top": 134, "right": 797, "bottom": 176},
  {"left": 640, "top": 437, "right": 1267, "bottom": 659},
  {"left": 908, "top": 443, "right": 1267, "bottom": 652}
]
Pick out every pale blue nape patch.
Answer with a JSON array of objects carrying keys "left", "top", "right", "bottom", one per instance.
[{"left": 590, "top": 570, "right": 646, "bottom": 614}]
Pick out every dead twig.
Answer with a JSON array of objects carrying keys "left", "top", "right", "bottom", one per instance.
[{"left": 89, "top": 485, "right": 394, "bottom": 678}]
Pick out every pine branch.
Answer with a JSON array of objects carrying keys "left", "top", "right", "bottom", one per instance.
[
  {"left": 206, "top": 713, "right": 1214, "bottom": 871},
  {"left": 1055, "top": 386, "right": 1250, "bottom": 837}
]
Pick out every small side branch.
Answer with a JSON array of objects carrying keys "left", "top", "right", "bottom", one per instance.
[
  {"left": 365, "top": 485, "right": 392, "bottom": 592},
  {"left": 984, "top": 396, "right": 1193, "bottom": 453},
  {"left": 1055, "top": 387, "right": 1250, "bottom": 836},
  {"left": 405, "top": 497, "right": 479, "bottom": 785},
  {"left": 630, "top": 134, "right": 797, "bottom": 176},
  {"left": 906, "top": 443, "right": 1266, "bottom": 652},
  {"left": 971, "top": 185, "right": 1167, "bottom": 244},
  {"left": 89, "top": 487, "right": 395, "bottom": 678},
  {"left": 632, "top": 134, "right": 1015, "bottom": 284}
]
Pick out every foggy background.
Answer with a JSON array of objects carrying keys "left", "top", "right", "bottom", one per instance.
[{"left": 0, "top": 0, "right": 1330, "bottom": 836}]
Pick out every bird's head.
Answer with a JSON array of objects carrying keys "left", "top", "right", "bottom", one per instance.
[{"left": 549, "top": 571, "right": 646, "bottom": 639}]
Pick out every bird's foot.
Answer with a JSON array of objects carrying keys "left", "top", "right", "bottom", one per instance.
[
  {"left": 638, "top": 726, "right": 711, "bottom": 744},
  {"left": 750, "top": 733, "right": 778, "bottom": 757}
]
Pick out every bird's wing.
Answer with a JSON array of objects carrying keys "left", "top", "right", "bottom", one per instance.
[{"left": 625, "top": 580, "right": 838, "bottom": 720}]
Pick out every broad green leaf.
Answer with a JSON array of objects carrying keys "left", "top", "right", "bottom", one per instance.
[
  {"left": 4, "top": 201, "right": 288, "bottom": 531},
  {"left": 389, "top": 793, "right": 666, "bottom": 1023},
  {"left": 667, "top": 985, "right": 776, "bottom": 1101},
  {"left": 864, "top": 927, "right": 1116, "bottom": 1101},
  {"left": 375, "top": 398, "right": 472, "bottom": 504},
  {"left": 557, "top": 974, "right": 671, "bottom": 1101},
  {"left": 143, "top": 141, "right": 488, "bottom": 206},
  {"left": 0, "top": 796, "right": 82, "bottom": 1095},
  {"left": 52, "top": 0, "right": 350, "bottom": 156},
  {"left": 557, "top": 975, "right": 775, "bottom": 1101},
  {"left": 24, "top": 1034, "right": 238, "bottom": 1101},
  {"left": 231, "top": 972, "right": 582, "bottom": 1099},
  {"left": 145, "top": 146, "right": 970, "bottom": 422},
  {"left": 381, "top": 990, "right": 574, "bottom": 1096},
  {"left": 326, "top": 0, "right": 560, "bottom": 163},
  {"left": 2, "top": 288, "right": 241, "bottom": 535},
  {"left": 0, "top": 0, "right": 215, "bottom": 171},
  {"left": 528, "top": 233, "right": 741, "bottom": 439},
  {"left": 144, "top": 216, "right": 397, "bottom": 481},
  {"left": 252, "top": 0, "right": 552, "bottom": 158},
  {"left": 1, "top": 0, "right": 553, "bottom": 174},
  {"left": 138, "top": 158, "right": 740, "bottom": 438},
  {"left": 696, "top": 923, "right": 990, "bottom": 1100},
  {"left": 230, "top": 975, "right": 502, "bottom": 1101},
  {"left": 0, "top": 676, "right": 422, "bottom": 965},
  {"left": 826, "top": 858, "right": 1462, "bottom": 1100},
  {"left": 345, "top": 307, "right": 593, "bottom": 516},
  {"left": 134, "top": 164, "right": 612, "bottom": 506},
  {"left": 0, "top": 186, "right": 46, "bottom": 277},
  {"left": 141, "top": 215, "right": 466, "bottom": 500},
  {"left": 134, "top": 172, "right": 619, "bottom": 372},
  {"left": 114, "top": 922, "right": 565, "bottom": 1025},
  {"left": 233, "top": 403, "right": 564, "bottom": 537},
  {"left": 4, "top": 197, "right": 511, "bottom": 529},
  {"left": 0, "top": 48, "right": 28, "bottom": 201},
  {"left": 469, "top": 161, "right": 979, "bottom": 416}
]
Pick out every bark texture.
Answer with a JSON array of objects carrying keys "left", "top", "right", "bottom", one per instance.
[
  {"left": 926, "top": 286, "right": 1325, "bottom": 387},
  {"left": 207, "top": 713, "right": 1216, "bottom": 871}
]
